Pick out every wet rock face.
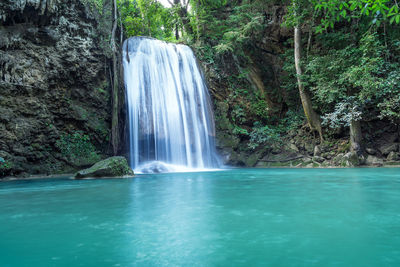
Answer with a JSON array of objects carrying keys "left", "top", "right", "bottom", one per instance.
[
  {"left": 0, "top": 0, "right": 60, "bottom": 21},
  {"left": 0, "top": 0, "right": 111, "bottom": 176}
]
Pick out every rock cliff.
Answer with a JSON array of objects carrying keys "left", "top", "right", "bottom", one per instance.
[{"left": 0, "top": 0, "right": 111, "bottom": 176}]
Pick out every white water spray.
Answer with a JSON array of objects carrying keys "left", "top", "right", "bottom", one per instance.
[{"left": 123, "top": 37, "right": 220, "bottom": 173}]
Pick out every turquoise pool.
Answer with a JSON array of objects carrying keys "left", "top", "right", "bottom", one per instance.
[{"left": 0, "top": 168, "right": 400, "bottom": 266}]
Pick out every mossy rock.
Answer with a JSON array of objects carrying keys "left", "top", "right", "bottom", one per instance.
[
  {"left": 244, "top": 153, "right": 260, "bottom": 167},
  {"left": 74, "top": 156, "right": 134, "bottom": 179}
]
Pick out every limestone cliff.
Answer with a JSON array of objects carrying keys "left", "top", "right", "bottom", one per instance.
[{"left": 0, "top": 0, "right": 112, "bottom": 176}]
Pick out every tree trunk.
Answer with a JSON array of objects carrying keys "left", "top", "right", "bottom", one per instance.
[
  {"left": 294, "top": 26, "right": 323, "bottom": 141},
  {"left": 179, "top": 7, "right": 193, "bottom": 36},
  {"left": 350, "top": 120, "right": 362, "bottom": 153},
  {"left": 196, "top": 0, "right": 200, "bottom": 42},
  {"left": 111, "top": 0, "right": 119, "bottom": 155},
  {"left": 175, "top": 24, "right": 179, "bottom": 39},
  {"left": 172, "top": 0, "right": 192, "bottom": 37}
]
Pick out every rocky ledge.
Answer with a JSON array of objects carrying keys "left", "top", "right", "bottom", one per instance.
[{"left": 74, "top": 157, "right": 134, "bottom": 179}]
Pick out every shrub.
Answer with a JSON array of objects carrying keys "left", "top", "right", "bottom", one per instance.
[
  {"left": 56, "top": 131, "right": 101, "bottom": 166},
  {"left": 0, "top": 158, "right": 12, "bottom": 177},
  {"left": 248, "top": 121, "right": 281, "bottom": 150}
]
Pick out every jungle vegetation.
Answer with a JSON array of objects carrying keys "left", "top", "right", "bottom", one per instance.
[{"left": 93, "top": 0, "right": 400, "bottom": 152}]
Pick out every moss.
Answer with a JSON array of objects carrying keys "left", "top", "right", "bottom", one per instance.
[
  {"left": 268, "top": 161, "right": 291, "bottom": 167},
  {"left": 384, "top": 162, "right": 400, "bottom": 166},
  {"left": 347, "top": 152, "right": 360, "bottom": 166},
  {"left": 245, "top": 153, "right": 260, "bottom": 167},
  {"left": 216, "top": 132, "right": 240, "bottom": 149},
  {"left": 75, "top": 156, "right": 133, "bottom": 178},
  {"left": 291, "top": 159, "right": 304, "bottom": 166},
  {"left": 215, "top": 102, "right": 234, "bottom": 131},
  {"left": 321, "top": 162, "right": 329, "bottom": 167}
]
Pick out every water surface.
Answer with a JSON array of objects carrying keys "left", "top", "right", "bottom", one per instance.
[{"left": 1, "top": 168, "right": 400, "bottom": 266}]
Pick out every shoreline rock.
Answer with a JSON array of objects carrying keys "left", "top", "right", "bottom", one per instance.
[{"left": 74, "top": 156, "right": 134, "bottom": 179}]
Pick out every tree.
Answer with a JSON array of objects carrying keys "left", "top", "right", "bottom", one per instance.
[
  {"left": 311, "top": 0, "right": 400, "bottom": 152},
  {"left": 314, "top": 0, "right": 400, "bottom": 32},
  {"left": 167, "top": 0, "right": 192, "bottom": 39},
  {"left": 286, "top": 0, "right": 324, "bottom": 141},
  {"left": 118, "top": 0, "right": 175, "bottom": 40}
]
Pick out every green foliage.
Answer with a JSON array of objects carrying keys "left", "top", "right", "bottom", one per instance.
[
  {"left": 377, "top": 69, "right": 400, "bottom": 122},
  {"left": 280, "top": 109, "right": 305, "bottom": 132},
  {"left": 232, "top": 105, "right": 247, "bottom": 124},
  {"left": 314, "top": 0, "right": 400, "bottom": 32},
  {"left": 248, "top": 121, "right": 282, "bottom": 150},
  {"left": 56, "top": 131, "right": 101, "bottom": 166},
  {"left": 251, "top": 99, "right": 269, "bottom": 120},
  {"left": 118, "top": 0, "right": 176, "bottom": 40},
  {"left": 215, "top": 3, "right": 264, "bottom": 55},
  {"left": 322, "top": 97, "right": 363, "bottom": 129},
  {"left": 189, "top": 0, "right": 229, "bottom": 42},
  {"left": 81, "top": 0, "right": 104, "bottom": 12},
  {"left": 233, "top": 125, "right": 249, "bottom": 135},
  {"left": 0, "top": 158, "right": 12, "bottom": 177},
  {"left": 194, "top": 44, "right": 216, "bottom": 65},
  {"left": 287, "top": 19, "right": 400, "bottom": 129},
  {"left": 283, "top": 0, "right": 316, "bottom": 27}
]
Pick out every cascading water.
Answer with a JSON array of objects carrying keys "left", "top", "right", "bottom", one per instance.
[{"left": 123, "top": 37, "right": 221, "bottom": 173}]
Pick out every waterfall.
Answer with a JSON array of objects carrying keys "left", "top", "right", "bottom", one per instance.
[{"left": 123, "top": 37, "right": 221, "bottom": 173}]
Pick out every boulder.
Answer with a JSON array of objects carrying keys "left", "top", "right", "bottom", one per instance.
[
  {"left": 137, "top": 161, "right": 170, "bottom": 173},
  {"left": 366, "top": 155, "right": 383, "bottom": 166},
  {"left": 313, "top": 156, "right": 325, "bottom": 163},
  {"left": 346, "top": 152, "right": 360, "bottom": 166},
  {"left": 366, "top": 148, "right": 377, "bottom": 155},
  {"left": 358, "top": 154, "right": 366, "bottom": 165},
  {"left": 332, "top": 152, "right": 360, "bottom": 167},
  {"left": 332, "top": 153, "right": 344, "bottom": 166},
  {"left": 245, "top": 153, "right": 260, "bottom": 167},
  {"left": 74, "top": 157, "right": 134, "bottom": 179},
  {"left": 289, "top": 144, "right": 299, "bottom": 152},
  {"left": 303, "top": 157, "right": 313, "bottom": 164},
  {"left": 379, "top": 143, "right": 399, "bottom": 156},
  {"left": 304, "top": 143, "right": 314, "bottom": 155},
  {"left": 387, "top": 152, "right": 400, "bottom": 161},
  {"left": 322, "top": 152, "right": 332, "bottom": 160},
  {"left": 306, "top": 163, "right": 314, "bottom": 168},
  {"left": 313, "top": 145, "right": 321, "bottom": 157}
]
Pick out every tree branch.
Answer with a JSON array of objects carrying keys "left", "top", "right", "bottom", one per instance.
[{"left": 184, "top": 0, "right": 189, "bottom": 10}]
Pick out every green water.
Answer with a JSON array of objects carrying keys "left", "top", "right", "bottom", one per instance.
[{"left": 1, "top": 168, "right": 400, "bottom": 266}]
